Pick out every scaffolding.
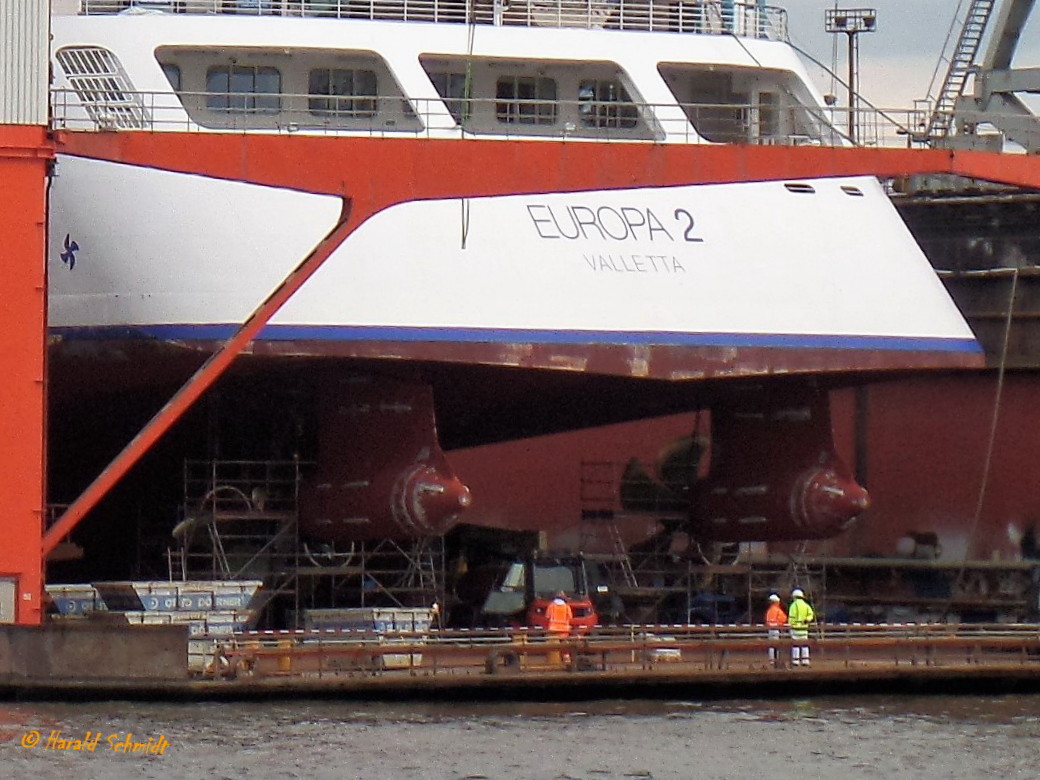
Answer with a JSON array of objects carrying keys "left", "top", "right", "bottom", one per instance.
[
  {"left": 167, "top": 459, "right": 444, "bottom": 628},
  {"left": 170, "top": 459, "right": 302, "bottom": 581},
  {"left": 294, "top": 536, "right": 446, "bottom": 614},
  {"left": 578, "top": 460, "right": 637, "bottom": 587}
]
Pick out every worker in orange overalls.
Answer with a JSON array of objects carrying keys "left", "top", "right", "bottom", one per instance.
[
  {"left": 545, "top": 591, "right": 574, "bottom": 667},
  {"left": 765, "top": 593, "right": 787, "bottom": 667},
  {"left": 546, "top": 591, "right": 574, "bottom": 638}
]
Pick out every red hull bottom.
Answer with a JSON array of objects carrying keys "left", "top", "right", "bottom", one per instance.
[{"left": 449, "top": 371, "right": 1033, "bottom": 564}]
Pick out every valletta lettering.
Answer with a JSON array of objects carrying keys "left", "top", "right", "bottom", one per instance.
[{"left": 583, "top": 253, "right": 686, "bottom": 273}]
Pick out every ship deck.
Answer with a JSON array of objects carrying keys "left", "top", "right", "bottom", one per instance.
[{"left": 70, "top": 0, "right": 788, "bottom": 40}]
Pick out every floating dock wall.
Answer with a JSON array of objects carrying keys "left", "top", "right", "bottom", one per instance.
[{"left": 0, "top": 624, "right": 188, "bottom": 684}]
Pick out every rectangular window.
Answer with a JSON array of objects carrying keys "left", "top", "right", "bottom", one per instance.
[
  {"left": 429, "top": 72, "right": 469, "bottom": 123},
  {"left": 206, "top": 65, "right": 281, "bottom": 113},
  {"left": 578, "top": 79, "right": 638, "bottom": 129},
  {"left": 495, "top": 76, "right": 557, "bottom": 125},
  {"left": 308, "top": 68, "right": 378, "bottom": 117}
]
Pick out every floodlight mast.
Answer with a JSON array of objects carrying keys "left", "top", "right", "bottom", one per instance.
[{"left": 825, "top": 8, "right": 877, "bottom": 144}]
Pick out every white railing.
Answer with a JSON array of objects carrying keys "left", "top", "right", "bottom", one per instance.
[
  {"left": 50, "top": 87, "right": 949, "bottom": 149},
  {"left": 73, "top": 0, "right": 788, "bottom": 39}
]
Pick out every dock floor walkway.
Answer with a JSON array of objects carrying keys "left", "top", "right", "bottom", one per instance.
[{"left": 6, "top": 622, "right": 1040, "bottom": 701}]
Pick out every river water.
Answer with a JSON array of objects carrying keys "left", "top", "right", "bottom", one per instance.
[{"left": 0, "top": 694, "right": 1038, "bottom": 779}]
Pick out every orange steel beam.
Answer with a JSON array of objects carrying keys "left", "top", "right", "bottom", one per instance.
[
  {"left": 42, "top": 202, "right": 359, "bottom": 556},
  {"left": 42, "top": 133, "right": 1040, "bottom": 558},
  {"left": 53, "top": 133, "right": 1040, "bottom": 197},
  {"left": 0, "top": 126, "right": 51, "bottom": 624}
]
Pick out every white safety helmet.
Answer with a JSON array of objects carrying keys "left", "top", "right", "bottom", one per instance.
[
  {"left": 792, "top": 588, "right": 805, "bottom": 599},
  {"left": 768, "top": 594, "right": 780, "bottom": 603}
]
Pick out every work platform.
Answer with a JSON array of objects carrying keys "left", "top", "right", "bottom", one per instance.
[{"left": 4, "top": 621, "right": 1040, "bottom": 701}]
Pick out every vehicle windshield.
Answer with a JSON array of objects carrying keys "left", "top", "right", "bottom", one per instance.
[{"left": 531, "top": 565, "right": 577, "bottom": 597}]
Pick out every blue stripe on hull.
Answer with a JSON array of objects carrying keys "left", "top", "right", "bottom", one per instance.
[{"left": 50, "top": 324, "right": 984, "bottom": 354}]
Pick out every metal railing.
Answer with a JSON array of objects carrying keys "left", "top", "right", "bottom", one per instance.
[
  {"left": 73, "top": 0, "right": 787, "bottom": 39},
  {"left": 206, "top": 621, "right": 1040, "bottom": 680},
  {"left": 50, "top": 85, "right": 973, "bottom": 151},
  {"left": 55, "top": 87, "right": 927, "bottom": 145}
]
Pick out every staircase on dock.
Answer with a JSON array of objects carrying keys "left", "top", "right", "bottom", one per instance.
[{"left": 924, "top": 0, "right": 997, "bottom": 142}]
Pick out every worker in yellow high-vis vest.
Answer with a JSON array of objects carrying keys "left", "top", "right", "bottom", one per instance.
[{"left": 788, "top": 588, "right": 815, "bottom": 667}]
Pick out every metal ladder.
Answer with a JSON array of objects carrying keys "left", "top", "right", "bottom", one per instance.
[
  {"left": 925, "top": 0, "right": 997, "bottom": 142},
  {"left": 605, "top": 520, "right": 638, "bottom": 588},
  {"left": 787, "top": 547, "right": 826, "bottom": 636},
  {"left": 788, "top": 558, "right": 813, "bottom": 599},
  {"left": 385, "top": 537, "right": 444, "bottom": 608},
  {"left": 579, "top": 461, "right": 637, "bottom": 588},
  {"left": 412, "top": 538, "right": 443, "bottom": 603}
]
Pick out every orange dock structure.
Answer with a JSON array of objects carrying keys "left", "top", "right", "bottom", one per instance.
[
  {"left": 16, "top": 131, "right": 1040, "bottom": 626},
  {"left": 0, "top": 0, "right": 52, "bottom": 628},
  {"left": 0, "top": 125, "right": 50, "bottom": 625}
]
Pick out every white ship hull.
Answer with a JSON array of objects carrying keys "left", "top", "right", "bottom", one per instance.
[
  {"left": 48, "top": 155, "right": 979, "bottom": 376},
  {"left": 46, "top": 6, "right": 980, "bottom": 379}
]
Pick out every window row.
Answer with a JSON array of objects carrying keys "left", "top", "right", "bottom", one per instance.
[
  {"left": 177, "top": 63, "right": 638, "bottom": 129},
  {"left": 198, "top": 66, "right": 381, "bottom": 116},
  {"left": 149, "top": 48, "right": 821, "bottom": 142}
]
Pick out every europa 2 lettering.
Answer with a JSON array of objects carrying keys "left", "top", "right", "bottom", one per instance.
[{"left": 525, "top": 203, "right": 704, "bottom": 243}]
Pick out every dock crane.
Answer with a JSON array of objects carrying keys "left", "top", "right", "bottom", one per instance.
[{"left": 924, "top": 0, "right": 1040, "bottom": 151}]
